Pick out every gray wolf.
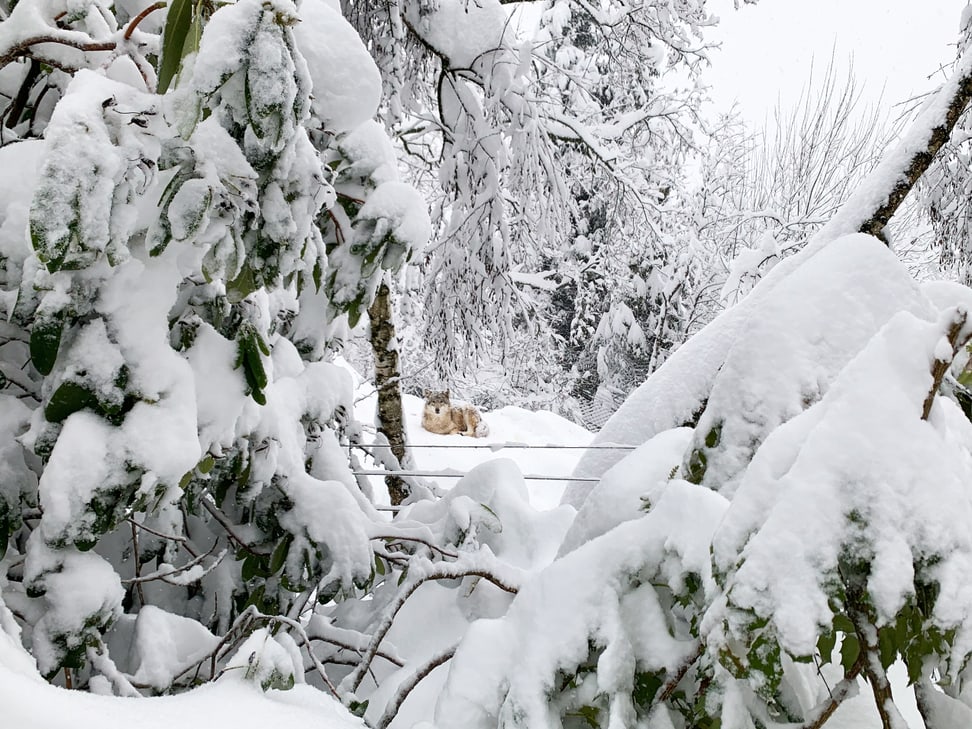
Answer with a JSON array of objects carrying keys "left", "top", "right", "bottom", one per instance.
[{"left": 422, "top": 390, "right": 489, "bottom": 437}]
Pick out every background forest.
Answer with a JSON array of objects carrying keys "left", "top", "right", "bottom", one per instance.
[{"left": 3, "top": 0, "right": 972, "bottom": 728}]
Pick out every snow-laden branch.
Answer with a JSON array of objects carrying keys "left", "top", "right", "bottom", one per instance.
[
  {"left": 121, "top": 546, "right": 226, "bottom": 586},
  {"left": 545, "top": 111, "right": 618, "bottom": 166},
  {"left": 800, "top": 652, "right": 865, "bottom": 729},
  {"left": 855, "top": 48, "right": 972, "bottom": 242},
  {"left": 374, "top": 642, "right": 459, "bottom": 729},
  {"left": 0, "top": 0, "right": 162, "bottom": 80},
  {"left": 306, "top": 618, "right": 405, "bottom": 669},
  {"left": 922, "top": 307, "right": 971, "bottom": 419},
  {"left": 342, "top": 550, "right": 522, "bottom": 693}
]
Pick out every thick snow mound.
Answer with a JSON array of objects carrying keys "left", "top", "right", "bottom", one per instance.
[
  {"left": 564, "top": 234, "right": 933, "bottom": 506},
  {"left": 0, "top": 666, "right": 364, "bottom": 729},
  {"left": 294, "top": 0, "right": 382, "bottom": 133},
  {"left": 404, "top": 0, "right": 509, "bottom": 68},
  {"left": 436, "top": 478, "right": 728, "bottom": 729},
  {"left": 558, "top": 426, "right": 692, "bottom": 555},
  {"left": 705, "top": 307, "right": 972, "bottom": 662}
]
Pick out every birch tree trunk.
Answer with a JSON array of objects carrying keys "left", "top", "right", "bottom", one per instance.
[{"left": 368, "top": 275, "right": 411, "bottom": 505}]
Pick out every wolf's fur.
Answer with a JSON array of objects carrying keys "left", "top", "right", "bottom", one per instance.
[{"left": 421, "top": 390, "right": 489, "bottom": 437}]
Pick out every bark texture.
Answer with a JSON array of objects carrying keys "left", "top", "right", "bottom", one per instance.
[
  {"left": 859, "top": 65, "right": 972, "bottom": 243},
  {"left": 368, "top": 277, "right": 411, "bottom": 505}
]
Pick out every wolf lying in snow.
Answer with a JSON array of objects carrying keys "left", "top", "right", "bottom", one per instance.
[{"left": 421, "top": 390, "right": 489, "bottom": 437}]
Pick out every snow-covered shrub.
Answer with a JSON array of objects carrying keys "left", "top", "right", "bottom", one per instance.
[
  {"left": 437, "top": 229, "right": 972, "bottom": 728},
  {"left": 0, "top": 0, "right": 437, "bottom": 699}
]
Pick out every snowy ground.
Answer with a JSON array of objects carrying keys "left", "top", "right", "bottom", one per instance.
[{"left": 348, "top": 374, "right": 594, "bottom": 510}]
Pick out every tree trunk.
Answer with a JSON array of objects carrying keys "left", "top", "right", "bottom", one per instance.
[{"left": 368, "top": 276, "right": 411, "bottom": 505}]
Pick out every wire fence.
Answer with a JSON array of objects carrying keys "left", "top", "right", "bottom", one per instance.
[
  {"left": 351, "top": 442, "right": 637, "bottom": 452},
  {"left": 352, "top": 469, "right": 601, "bottom": 483},
  {"left": 350, "top": 442, "right": 635, "bottom": 483}
]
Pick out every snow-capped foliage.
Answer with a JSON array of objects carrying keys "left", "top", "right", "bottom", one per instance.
[
  {"left": 0, "top": 0, "right": 429, "bottom": 709},
  {"left": 443, "top": 230, "right": 972, "bottom": 729}
]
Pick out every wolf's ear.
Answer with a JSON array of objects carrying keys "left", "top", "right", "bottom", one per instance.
[
  {"left": 423, "top": 389, "right": 431, "bottom": 399},
  {"left": 445, "top": 388, "right": 450, "bottom": 398}
]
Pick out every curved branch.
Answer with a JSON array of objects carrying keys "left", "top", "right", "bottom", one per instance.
[
  {"left": 343, "top": 556, "right": 520, "bottom": 693},
  {"left": 800, "top": 650, "right": 865, "bottom": 729},
  {"left": 123, "top": 2, "right": 165, "bottom": 40},
  {"left": 0, "top": 34, "right": 115, "bottom": 70},
  {"left": 250, "top": 611, "right": 341, "bottom": 699},
  {"left": 375, "top": 643, "right": 458, "bottom": 729}
]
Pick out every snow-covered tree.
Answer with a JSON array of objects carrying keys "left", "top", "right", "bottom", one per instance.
[
  {"left": 0, "top": 0, "right": 446, "bottom": 700},
  {"left": 344, "top": 0, "right": 724, "bottom": 407}
]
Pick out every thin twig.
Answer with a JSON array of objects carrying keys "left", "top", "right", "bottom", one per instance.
[
  {"left": 129, "top": 520, "right": 146, "bottom": 607},
  {"left": 370, "top": 532, "right": 459, "bottom": 560},
  {"left": 123, "top": 2, "right": 165, "bottom": 40},
  {"left": 125, "top": 517, "right": 200, "bottom": 558},
  {"left": 121, "top": 544, "right": 225, "bottom": 585},
  {"left": 199, "top": 498, "right": 267, "bottom": 557},
  {"left": 307, "top": 635, "right": 405, "bottom": 669}
]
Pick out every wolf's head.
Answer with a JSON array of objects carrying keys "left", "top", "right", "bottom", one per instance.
[{"left": 423, "top": 389, "right": 451, "bottom": 416}]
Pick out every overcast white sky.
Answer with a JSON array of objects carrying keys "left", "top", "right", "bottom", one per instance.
[{"left": 703, "top": 0, "right": 964, "bottom": 124}]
